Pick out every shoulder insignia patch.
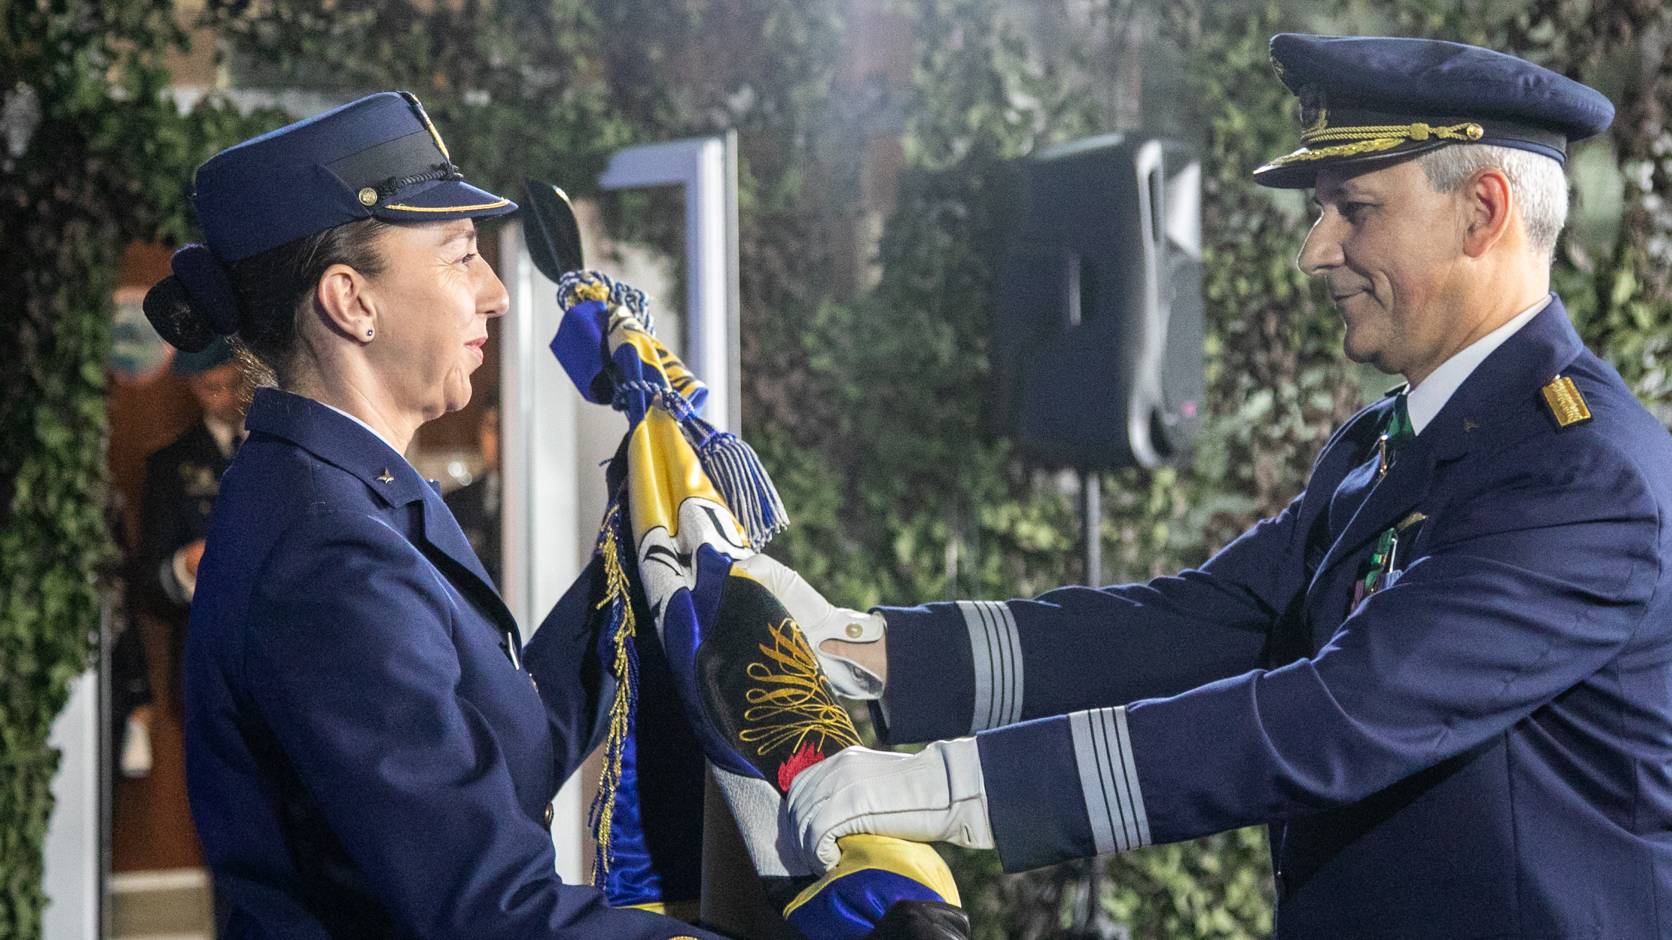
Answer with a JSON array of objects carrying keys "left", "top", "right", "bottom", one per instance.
[{"left": 1540, "top": 375, "right": 1592, "bottom": 428}]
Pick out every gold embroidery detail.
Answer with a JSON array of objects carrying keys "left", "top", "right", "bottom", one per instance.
[
  {"left": 1264, "top": 120, "right": 1488, "bottom": 172},
  {"left": 738, "top": 619, "right": 861, "bottom": 758},
  {"left": 1541, "top": 375, "right": 1592, "bottom": 428},
  {"left": 1260, "top": 137, "right": 1407, "bottom": 169},
  {"left": 382, "top": 198, "right": 511, "bottom": 214}
]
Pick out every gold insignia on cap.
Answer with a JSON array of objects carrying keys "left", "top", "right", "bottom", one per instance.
[
  {"left": 1540, "top": 375, "right": 1592, "bottom": 428},
  {"left": 399, "top": 91, "right": 451, "bottom": 162},
  {"left": 358, "top": 187, "right": 378, "bottom": 206},
  {"left": 1261, "top": 118, "right": 1494, "bottom": 173}
]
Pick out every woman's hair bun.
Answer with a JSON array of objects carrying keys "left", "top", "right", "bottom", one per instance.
[
  {"left": 144, "top": 243, "right": 243, "bottom": 353},
  {"left": 142, "top": 275, "right": 222, "bottom": 353}
]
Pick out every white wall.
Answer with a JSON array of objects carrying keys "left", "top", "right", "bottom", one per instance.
[{"left": 42, "top": 669, "right": 100, "bottom": 940}]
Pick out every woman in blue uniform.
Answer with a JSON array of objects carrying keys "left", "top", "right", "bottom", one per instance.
[{"left": 143, "top": 91, "right": 720, "bottom": 939}]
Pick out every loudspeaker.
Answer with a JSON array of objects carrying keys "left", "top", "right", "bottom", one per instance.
[{"left": 991, "top": 135, "right": 1203, "bottom": 470}]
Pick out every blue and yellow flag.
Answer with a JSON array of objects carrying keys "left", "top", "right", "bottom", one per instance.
[{"left": 551, "top": 273, "right": 960, "bottom": 938}]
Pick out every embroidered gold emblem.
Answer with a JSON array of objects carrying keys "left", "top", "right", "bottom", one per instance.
[
  {"left": 740, "top": 618, "right": 861, "bottom": 766},
  {"left": 1540, "top": 375, "right": 1591, "bottom": 428}
]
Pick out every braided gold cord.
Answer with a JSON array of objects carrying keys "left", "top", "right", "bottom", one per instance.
[
  {"left": 1302, "top": 121, "right": 1483, "bottom": 145},
  {"left": 739, "top": 619, "right": 862, "bottom": 758}
]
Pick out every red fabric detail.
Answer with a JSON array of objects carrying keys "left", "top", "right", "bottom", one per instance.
[{"left": 777, "top": 743, "right": 826, "bottom": 793}]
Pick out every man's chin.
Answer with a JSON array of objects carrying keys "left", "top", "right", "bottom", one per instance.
[{"left": 1340, "top": 336, "right": 1399, "bottom": 375}]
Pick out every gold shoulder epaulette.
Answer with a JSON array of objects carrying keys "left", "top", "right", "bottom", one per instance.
[{"left": 1540, "top": 375, "right": 1592, "bottom": 428}]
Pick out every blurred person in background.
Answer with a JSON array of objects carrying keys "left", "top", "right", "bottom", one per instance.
[{"left": 138, "top": 338, "right": 246, "bottom": 707}]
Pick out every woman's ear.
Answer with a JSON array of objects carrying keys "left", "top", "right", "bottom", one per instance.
[{"left": 313, "top": 263, "right": 378, "bottom": 342}]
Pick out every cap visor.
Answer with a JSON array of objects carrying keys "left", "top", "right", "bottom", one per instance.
[
  {"left": 1251, "top": 141, "right": 1443, "bottom": 189},
  {"left": 374, "top": 178, "right": 519, "bottom": 220}
]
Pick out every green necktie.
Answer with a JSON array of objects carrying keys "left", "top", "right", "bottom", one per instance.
[
  {"left": 1376, "top": 392, "right": 1414, "bottom": 477},
  {"left": 1358, "top": 392, "right": 1416, "bottom": 604}
]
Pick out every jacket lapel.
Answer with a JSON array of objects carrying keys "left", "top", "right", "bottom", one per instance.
[
  {"left": 1311, "top": 430, "right": 1439, "bottom": 587},
  {"left": 416, "top": 487, "right": 498, "bottom": 596},
  {"left": 1309, "top": 296, "right": 1585, "bottom": 591}
]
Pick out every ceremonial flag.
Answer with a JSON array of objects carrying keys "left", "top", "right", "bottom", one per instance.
[{"left": 550, "top": 271, "right": 961, "bottom": 938}]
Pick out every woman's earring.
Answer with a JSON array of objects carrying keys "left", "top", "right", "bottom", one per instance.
[{"left": 364, "top": 327, "right": 375, "bottom": 340}]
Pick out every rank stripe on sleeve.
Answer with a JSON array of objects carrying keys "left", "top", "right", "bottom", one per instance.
[
  {"left": 1068, "top": 706, "right": 1150, "bottom": 855},
  {"left": 958, "top": 600, "right": 1024, "bottom": 733}
]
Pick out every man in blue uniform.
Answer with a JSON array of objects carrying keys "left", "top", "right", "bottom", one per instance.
[
  {"left": 782, "top": 34, "right": 1672, "bottom": 937},
  {"left": 138, "top": 339, "right": 245, "bottom": 704}
]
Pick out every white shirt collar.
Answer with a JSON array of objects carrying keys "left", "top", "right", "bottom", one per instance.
[
  {"left": 317, "top": 400, "right": 404, "bottom": 456},
  {"left": 1405, "top": 294, "right": 1552, "bottom": 435},
  {"left": 203, "top": 415, "right": 242, "bottom": 459}
]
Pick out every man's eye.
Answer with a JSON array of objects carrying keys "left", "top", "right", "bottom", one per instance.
[
  {"left": 457, "top": 252, "right": 478, "bottom": 265},
  {"left": 1341, "top": 202, "right": 1369, "bottom": 220}
]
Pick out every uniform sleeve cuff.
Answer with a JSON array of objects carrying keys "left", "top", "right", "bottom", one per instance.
[
  {"left": 1065, "top": 706, "right": 1150, "bottom": 855},
  {"left": 165, "top": 551, "right": 196, "bottom": 604},
  {"left": 873, "top": 600, "right": 1025, "bottom": 741},
  {"left": 868, "top": 602, "right": 974, "bottom": 744},
  {"left": 977, "top": 706, "right": 1150, "bottom": 872}
]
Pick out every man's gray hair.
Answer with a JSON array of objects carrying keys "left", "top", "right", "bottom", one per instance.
[{"left": 1416, "top": 144, "right": 1569, "bottom": 261}]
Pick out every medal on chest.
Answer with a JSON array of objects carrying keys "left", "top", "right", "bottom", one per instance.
[{"left": 1350, "top": 510, "right": 1428, "bottom": 612}]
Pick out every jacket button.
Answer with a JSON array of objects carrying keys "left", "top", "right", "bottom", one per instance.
[{"left": 542, "top": 801, "right": 555, "bottom": 829}]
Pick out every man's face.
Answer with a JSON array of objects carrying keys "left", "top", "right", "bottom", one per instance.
[
  {"left": 1297, "top": 159, "right": 1470, "bottom": 385},
  {"left": 187, "top": 362, "right": 246, "bottom": 426}
]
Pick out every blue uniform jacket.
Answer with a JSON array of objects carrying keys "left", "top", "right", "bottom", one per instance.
[
  {"left": 139, "top": 420, "right": 230, "bottom": 616},
  {"left": 878, "top": 299, "right": 1672, "bottom": 938},
  {"left": 184, "top": 389, "right": 717, "bottom": 939}
]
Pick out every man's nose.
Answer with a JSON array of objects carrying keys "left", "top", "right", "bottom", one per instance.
[{"left": 1296, "top": 216, "right": 1344, "bottom": 277}]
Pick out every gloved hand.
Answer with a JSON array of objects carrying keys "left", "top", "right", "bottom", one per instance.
[
  {"left": 863, "top": 900, "right": 971, "bottom": 940},
  {"left": 732, "top": 553, "right": 885, "bottom": 700},
  {"left": 786, "top": 738, "right": 994, "bottom": 871}
]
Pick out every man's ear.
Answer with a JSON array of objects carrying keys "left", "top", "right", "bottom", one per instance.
[
  {"left": 313, "top": 263, "right": 377, "bottom": 340},
  {"left": 1460, "top": 166, "right": 1515, "bottom": 259}
]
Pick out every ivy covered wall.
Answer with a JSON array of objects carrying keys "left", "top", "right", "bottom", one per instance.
[{"left": 0, "top": 2, "right": 270, "bottom": 933}]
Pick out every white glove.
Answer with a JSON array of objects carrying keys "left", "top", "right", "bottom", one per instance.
[
  {"left": 733, "top": 553, "right": 885, "bottom": 700},
  {"left": 785, "top": 738, "right": 994, "bottom": 871}
]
